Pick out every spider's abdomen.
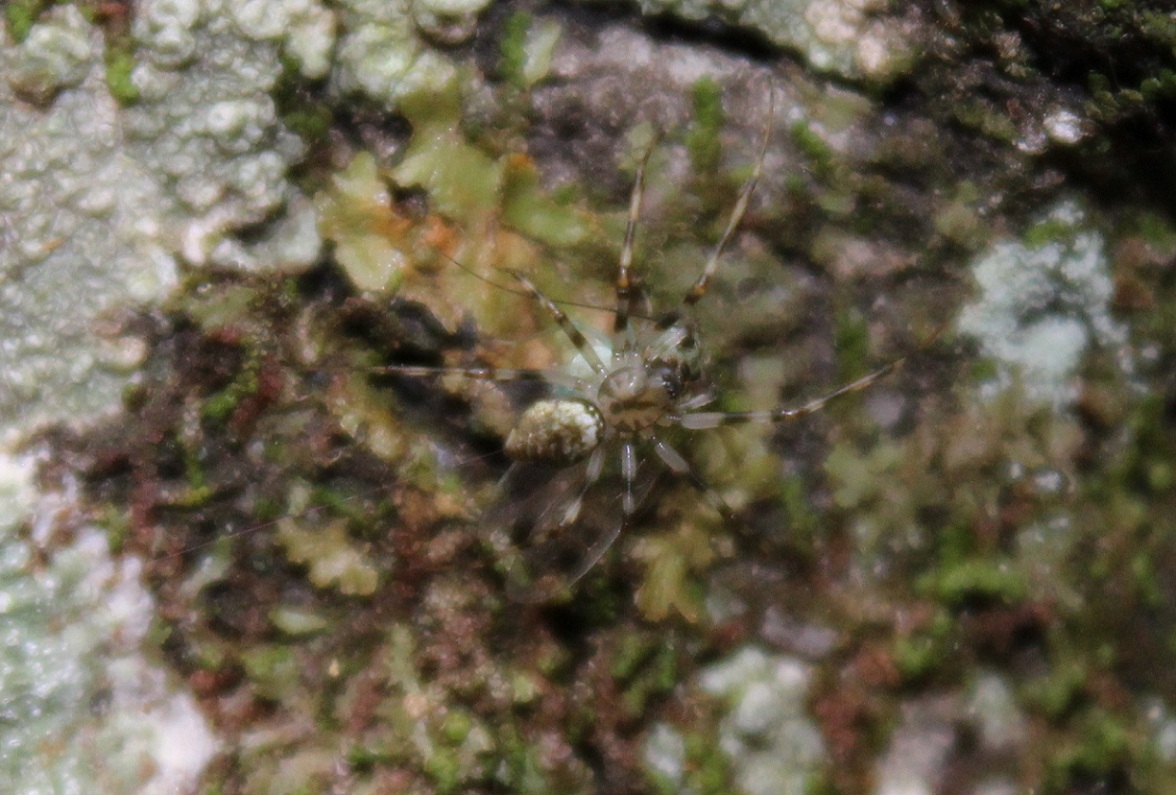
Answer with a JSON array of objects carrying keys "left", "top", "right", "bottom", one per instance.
[{"left": 505, "top": 398, "right": 604, "bottom": 464}]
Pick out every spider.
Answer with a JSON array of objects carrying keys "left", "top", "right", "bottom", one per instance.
[{"left": 384, "top": 105, "right": 920, "bottom": 600}]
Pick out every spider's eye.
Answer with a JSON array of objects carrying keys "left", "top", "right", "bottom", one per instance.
[{"left": 649, "top": 362, "right": 683, "bottom": 400}]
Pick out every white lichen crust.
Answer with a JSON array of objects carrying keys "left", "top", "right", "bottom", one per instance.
[
  {"left": 0, "top": 0, "right": 325, "bottom": 435},
  {"left": 578, "top": 0, "right": 914, "bottom": 83},
  {"left": 957, "top": 200, "right": 1125, "bottom": 406},
  {"left": 505, "top": 399, "right": 604, "bottom": 464}
]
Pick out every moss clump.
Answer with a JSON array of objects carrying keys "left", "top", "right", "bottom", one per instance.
[
  {"left": 685, "top": 76, "right": 725, "bottom": 176},
  {"left": 892, "top": 610, "right": 955, "bottom": 683},
  {"left": 276, "top": 516, "right": 381, "bottom": 596},
  {"left": 4, "top": 0, "right": 50, "bottom": 43},
  {"left": 921, "top": 558, "right": 1027, "bottom": 609},
  {"left": 103, "top": 38, "right": 138, "bottom": 105},
  {"left": 1043, "top": 709, "right": 1147, "bottom": 795}
]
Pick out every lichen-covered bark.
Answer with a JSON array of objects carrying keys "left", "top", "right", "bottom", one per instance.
[{"left": 5, "top": 1, "right": 1176, "bottom": 794}]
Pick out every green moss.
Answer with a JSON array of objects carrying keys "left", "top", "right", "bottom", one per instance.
[
  {"left": 1129, "top": 210, "right": 1176, "bottom": 250},
  {"left": 98, "top": 506, "right": 131, "bottom": 555},
  {"left": 893, "top": 610, "right": 955, "bottom": 682},
  {"left": 501, "top": 156, "right": 593, "bottom": 248},
  {"left": 776, "top": 475, "right": 820, "bottom": 558},
  {"left": 789, "top": 119, "right": 834, "bottom": 178},
  {"left": 825, "top": 439, "right": 903, "bottom": 510},
  {"left": 618, "top": 641, "right": 678, "bottom": 717},
  {"left": 632, "top": 521, "right": 715, "bottom": 622},
  {"left": 301, "top": 483, "right": 390, "bottom": 527},
  {"left": 4, "top": 0, "right": 50, "bottom": 43},
  {"left": 171, "top": 439, "right": 214, "bottom": 508},
  {"left": 1023, "top": 213, "right": 1080, "bottom": 248},
  {"left": 440, "top": 710, "right": 473, "bottom": 745},
  {"left": 921, "top": 558, "right": 1027, "bottom": 608},
  {"left": 933, "top": 182, "right": 985, "bottom": 246},
  {"left": 681, "top": 729, "right": 736, "bottom": 794},
  {"left": 685, "top": 77, "right": 724, "bottom": 176},
  {"left": 315, "top": 152, "right": 409, "bottom": 293},
  {"left": 423, "top": 747, "right": 462, "bottom": 793},
  {"left": 951, "top": 97, "right": 1019, "bottom": 142},
  {"left": 103, "top": 40, "right": 139, "bottom": 105},
  {"left": 499, "top": 10, "right": 531, "bottom": 89},
  {"left": 611, "top": 632, "right": 654, "bottom": 681},
  {"left": 269, "top": 606, "right": 330, "bottom": 636},
  {"left": 276, "top": 516, "right": 381, "bottom": 595},
  {"left": 1139, "top": 69, "right": 1176, "bottom": 102},
  {"left": 272, "top": 54, "right": 332, "bottom": 146},
  {"left": 200, "top": 347, "right": 260, "bottom": 425},
  {"left": 893, "top": 632, "right": 940, "bottom": 682},
  {"left": 497, "top": 11, "right": 561, "bottom": 90},
  {"left": 1128, "top": 549, "right": 1163, "bottom": 607},
  {"left": 241, "top": 644, "right": 301, "bottom": 702},
  {"left": 969, "top": 356, "right": 1000, "bottom": 383},
  {"left": 1044, "top": 709, "right": 1141, "bottom": 794},
  {"left": 1086, "top": 57, "right": 1176, "bottom": 126},
  {"left": 1027, "top": 661, "right": 1088, "bottom": 720},
  {"left": 392, "top": 80, "right": 509, "bottom": 224},
  {"left": 833, "top": 305, "right": 871, "bottom": 382},
  {"left": 495, "top": 727, "right": 553, "bottom": 793},
  {"left": 277, "top": 58, "right": 334, "bottom": 148}
]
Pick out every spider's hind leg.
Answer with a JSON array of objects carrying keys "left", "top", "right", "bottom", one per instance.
[{"left": 652, "top": 437, "right": 735, "bottom": 522}]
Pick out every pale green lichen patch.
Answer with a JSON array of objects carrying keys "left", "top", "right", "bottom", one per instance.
[
  {"left": 499, "top": 11, "right": 562, "bottom": 90},
  {"left": 4, "top": 0, "right": 50, "bottom": 43},
  {"left": 0, "top": 11, "right": 172, "bottom": 433},
  {"left": 6, "top": 4, "right": 94, "bottom": 102},
  {"left": 228, "top": 0, "right": 337, "bottom": 79},
  {"left": 331, "top": 0, "right": 488, "bottom": 108},
  {"left": 125, "top": 0, "right": 315, "bottom": 269},
  {"left": 696, "top": 646, "right": 826, "bottom": 795},
  {"left": 958, "top": 201, "right": 1124, "bottom": 407},
  {"left": 631, "top": 519, "right": 716, "bottom": 622},
  {"left": 590, "top": 0, "right": 915, "bottom": 83},
  {"left": 0, "top": 454, "right": 218, "bottom": 795},
  {"left": 393, "top": 115, "right": 506, "bottom": 222},
  {"left": 315, "top": 152, "right": 410, "bottom": 292},
  {"left": 0, "top": 0, "right": 319, "bottom": 435}
]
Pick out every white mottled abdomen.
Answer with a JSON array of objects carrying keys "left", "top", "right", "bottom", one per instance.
[{"left": 504, "top": 399, "right": 604, "bottom": 464}]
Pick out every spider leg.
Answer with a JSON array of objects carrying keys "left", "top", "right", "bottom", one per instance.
[
  {"left": 679, "top": 355, "right": 907, "bottom": 429},
  {"left": 557, "top": 446, "right": 606, "bottom": 528},
  {"left": 564, "top": 520, "right": 623, "bottom": 590},
  {"left": 560, "top": 440, "right": 637, "bottom": 589},
  {"left": 682, "top": 87, "right": 775, "bottom": 308},
  {"left": 506, "top": 270, "right": 607, "bottom": 376},
  {"left": 363, "top": 363, "right": 588, "bottom": 392},
  {"left": 680, "top": 316, "right": 947, "bottom": 430},
  {"left": 680, "top": 310, "right": 949, "bottom": 430},
  {"left": 615, "top": 140, "right": 657, "bottom": 340},
  {"left": 620, "top": 440, "right": 639, "bottom": 516},
  {"left": 500, "top": 448, "right": 618, "bottom": 600},
  {"left": 652, "top": 438, "right": 734, "bottom": 521}
]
